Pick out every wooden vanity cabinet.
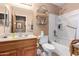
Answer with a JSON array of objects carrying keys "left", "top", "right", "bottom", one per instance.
[
  {"left": 0, "top": 50, "right": 17, "bottom": 56},
  {"left": 22, "top": 47, "right": 36, "bottom": 56},
  {"left": 0, "top": 38, "right": 37, "bottom": 56}
]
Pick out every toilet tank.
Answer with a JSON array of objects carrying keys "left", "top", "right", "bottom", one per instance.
[{"left": 39, "top": 36, "right": 48, "bottom": 44}]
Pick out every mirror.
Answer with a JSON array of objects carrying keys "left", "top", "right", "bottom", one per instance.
[
  {"left": 0, "top": 4, "right": 10, "bottom": 35},
  {"left": 11, "top": 4, "right": 34, "bottom": 33},
  {"left": 15, "top": 16, "right": 26, "bottom": 32},
  {"left": 0, "top": 3, "right": 34, "bottom": 35},
  {"left": 11, "top": 6, "right": 27, "bottom": 33}
]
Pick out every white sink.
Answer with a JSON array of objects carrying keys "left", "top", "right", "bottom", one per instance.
[{"left": 0, "top": 32, "right": 34, "bottom": 39}]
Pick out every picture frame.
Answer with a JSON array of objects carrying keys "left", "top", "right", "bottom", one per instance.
[
  {"left": 16, "top": 22, "right": 22, "bottom": 29},
  {"left": 36, "top": 15, "right": 48, "bottom": 25},
  {"left": 16, "top": 20, "right": 26, "bottom": 32}
]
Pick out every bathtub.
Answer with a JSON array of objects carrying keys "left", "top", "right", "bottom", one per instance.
[
  {"left": 51, "top": 41, "right": 70, "bottom": 56},
  {"left": 43, "top": 35, "right": 71, "bottom": 56},
  {"left": 49, "top": 36, "right": 72, "bottom": 56}
]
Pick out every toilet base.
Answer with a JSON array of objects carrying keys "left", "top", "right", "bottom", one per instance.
[{"left": 45, "top": 51, "right": 52, "bottom": 56}]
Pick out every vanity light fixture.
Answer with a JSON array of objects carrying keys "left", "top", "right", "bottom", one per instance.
[
  {"left": 21, "top": 3, "right": 32, "bottom": 6},
  {"left": 10, "top": 3, "right": 32, "bottom": 10}
]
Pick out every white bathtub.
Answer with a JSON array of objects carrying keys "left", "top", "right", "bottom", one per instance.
[
  {"left": 50, "top": 41, "right": 70, "bottom": 56},
  {"left": 44, "top": 35, "right": 71, "bottom": 56}
]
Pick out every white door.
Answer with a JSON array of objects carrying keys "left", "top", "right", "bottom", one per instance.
[{"left": 48, "top": 14, "right": 56, "bottom": 42}]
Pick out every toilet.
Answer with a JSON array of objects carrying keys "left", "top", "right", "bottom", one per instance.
[{"left": 39, "top": 36, "right": 55, "bottom": 56}]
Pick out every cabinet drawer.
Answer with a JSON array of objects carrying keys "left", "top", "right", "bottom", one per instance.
[{"left": 0, "top": 50, "right": 17, "bottom": 56}]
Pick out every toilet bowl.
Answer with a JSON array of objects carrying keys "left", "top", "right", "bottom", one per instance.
[
  {"left": 39, "top": 36, "right": 55, "bottom": 56},
  {"left": 42, "top": 43, "right": 55, "bottom": 52}
]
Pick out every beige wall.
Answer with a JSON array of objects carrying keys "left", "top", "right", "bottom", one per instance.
[
  {"left": 33, "top": 3, "right": 60, "bottom": 15},
  {"left": 0, "top": 3, "right": 60, "bottom": 35},
  {"left": 59, "top": 3, "right": 79, "bottom": 15},
  {"left": 13, "top": 3, "right": 79, "bottom": 35},
  {"left": 32, "top": 3, "right": 60, "bottom": 35}
]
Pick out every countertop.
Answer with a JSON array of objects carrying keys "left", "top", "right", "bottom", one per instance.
[{"left": 0, "top": 34, "right": 37, "bottom": 42}]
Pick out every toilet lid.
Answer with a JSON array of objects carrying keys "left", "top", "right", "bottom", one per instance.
[{"left": 42, "top": 43, "right": 55, "bottom": 50}]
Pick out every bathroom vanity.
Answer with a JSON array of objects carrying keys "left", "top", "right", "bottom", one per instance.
[{"left": 0, "top": 35, "right": 37, "bottom": 56}]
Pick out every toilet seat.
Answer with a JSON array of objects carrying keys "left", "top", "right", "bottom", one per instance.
[
  {"left": 39, "top": 36, "right": 55, "bottom": 55},
  {"left": 42, "top": 43, "right": 55, "bottom": 50}
]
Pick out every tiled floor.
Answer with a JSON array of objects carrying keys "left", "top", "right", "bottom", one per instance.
[{"left": 52, "top": 52, "right": 59, "bottom": 56}]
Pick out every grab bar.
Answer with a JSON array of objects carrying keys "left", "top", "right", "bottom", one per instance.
[{"left": 66, "top": 25, "right": 77, "bottom": 29}]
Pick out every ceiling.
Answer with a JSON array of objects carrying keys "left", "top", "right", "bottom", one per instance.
[{"left": 53, "top": 3, "right": 65, "bottom": 7}]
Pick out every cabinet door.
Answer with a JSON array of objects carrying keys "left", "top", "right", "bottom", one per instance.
[
  {"left": 0, "top": 50, "right": 17, "bottom": 56},
  {"left": 23, "top": 47, "right": 36, "bottom": 56}
]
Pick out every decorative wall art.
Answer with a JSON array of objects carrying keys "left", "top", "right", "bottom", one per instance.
[
  {"left": 16, "top": 20, "right": 26, "bottom": 32},
  {"left": 36, "top": 5, "right": 48, "bottom": 25}
]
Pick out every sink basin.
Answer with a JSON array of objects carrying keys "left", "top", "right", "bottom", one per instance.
[
  {"left": 0, "top": 32, "right": 34, "bottom": 39},
  {"left": 0, "top": 33, "right": 36, "bottom": 42}
]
